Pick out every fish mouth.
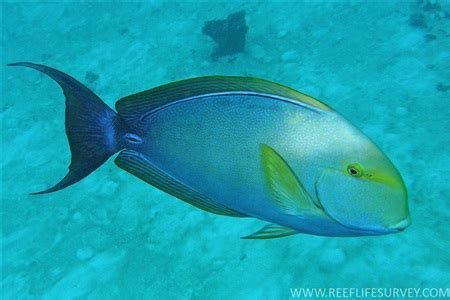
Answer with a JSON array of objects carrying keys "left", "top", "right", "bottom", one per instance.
[
  {"left": 316, "top": 207, "right": 410, "bottom": 235},
  {"left": 313, "top": 175, "right": 410, "bottom": 236},
  {"left": 388, "top": 217, "right": 411, "bottom": 232},
  {"left": 314, "top": 200, "right": 409, "bottom": 235},
  {"left": 356, "top": 217, "right": 411, "bottom": 234},
  {"left": 322, "top": 217, "right": 411, "bottom": 235}
]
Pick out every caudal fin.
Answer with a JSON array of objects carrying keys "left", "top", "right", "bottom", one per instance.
[{"left": 8, "top": 62, "right": 124, "bottom": 194}]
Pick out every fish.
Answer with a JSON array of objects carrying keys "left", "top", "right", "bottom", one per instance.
[{"left": 8, "top": 62, "right": 410, "bottom": 239}]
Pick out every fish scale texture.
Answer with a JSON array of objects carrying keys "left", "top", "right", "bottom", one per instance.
[{"left": 1, "top": 1, "right": 449, "bottom": 299}]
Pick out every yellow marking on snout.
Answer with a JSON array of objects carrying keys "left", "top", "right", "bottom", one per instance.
[
  {"left": 364, "top": 171, "right": 403, "bottom": 189},
  {"left": 341, "top": 162, "right": 403, "bottom": 190}
]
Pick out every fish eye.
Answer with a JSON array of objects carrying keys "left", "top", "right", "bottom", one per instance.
[{"left": 347, "top": 163, "right": 363, "bottom": 177}]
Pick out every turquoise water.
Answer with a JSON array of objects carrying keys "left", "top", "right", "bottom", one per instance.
[{"left": 2, "top": 1, "right": 449, "bottom": 299}]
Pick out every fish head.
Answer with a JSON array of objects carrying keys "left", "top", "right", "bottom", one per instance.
[{"left": 314, "top": 120, "right": 410, "bottom": 235}]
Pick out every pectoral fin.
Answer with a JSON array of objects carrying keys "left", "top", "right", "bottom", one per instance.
[
  {"left": 242, "top": 223, "right": 298, "bottom": 239},
  {"left": 260, "top": 144, "right": 321, "bottom": 216}
]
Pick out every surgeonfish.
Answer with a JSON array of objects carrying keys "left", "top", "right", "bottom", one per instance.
[{"left": 9, "top": 62, "right": 410, "bottom": 238}]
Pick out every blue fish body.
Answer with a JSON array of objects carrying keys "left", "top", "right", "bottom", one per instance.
[
  {"left": 10, "top": 63, "right": 410, "bottom": 239},
  {"left": 130, "top": 94, "right": 359, "bottom": 236}
]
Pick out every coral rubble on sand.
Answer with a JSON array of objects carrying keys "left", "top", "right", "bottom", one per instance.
[
  {"left": 2, "top": 1, "right": 449, "bottom": 299},
  {"left": 202, "top": 10, "right": 248, "bottom": 60}
]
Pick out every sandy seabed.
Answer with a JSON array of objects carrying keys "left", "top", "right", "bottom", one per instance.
[{"left": 1, "top": 1, "right": 449, "bottom": 299}]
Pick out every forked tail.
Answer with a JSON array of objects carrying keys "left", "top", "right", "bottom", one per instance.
[{"left": 8, "top": 62, "right": 125, "bottom": 194}]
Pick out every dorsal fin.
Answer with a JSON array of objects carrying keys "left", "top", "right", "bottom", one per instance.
[{"left": 116, "top": 76, "right": 331, "bottom": 121}]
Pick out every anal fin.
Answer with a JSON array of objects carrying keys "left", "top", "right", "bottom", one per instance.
[{"left": 115, "top": 150, "right": 247, "bottom": 217}]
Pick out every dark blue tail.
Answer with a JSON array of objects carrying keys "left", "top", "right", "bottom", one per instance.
[{"left": 8, "top": 62, "right": 125, "bottom": 194}]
